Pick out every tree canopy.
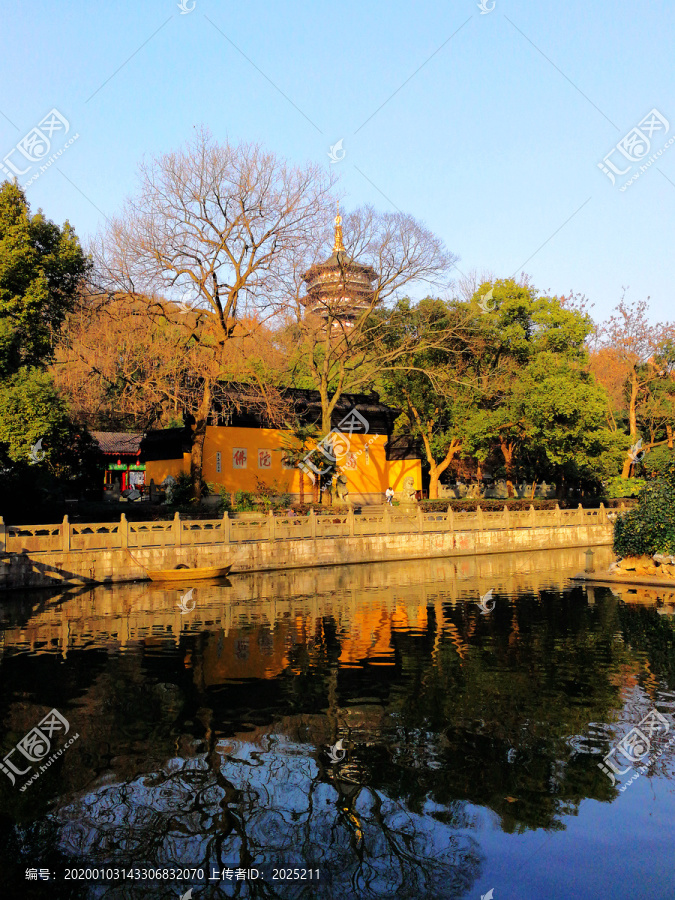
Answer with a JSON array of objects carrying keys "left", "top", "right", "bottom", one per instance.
[
  {"left": 0, "top": 181, "right": 88, "bottom": 378},
  {"left": 381, "top": 280, "right": 624, "bottom": 498},
  {"left": 3, "top": 136, "right": 674, "bottom": 509},
  {"left": 0, "top": 181, "right": 93, "bottom": 516}
]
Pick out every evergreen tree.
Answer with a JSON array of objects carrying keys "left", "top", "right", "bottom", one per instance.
[{"left": 0, "top": 181, "right": 92, "bottom": 515}]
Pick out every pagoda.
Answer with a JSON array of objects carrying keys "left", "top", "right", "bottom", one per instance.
[{"left": 301, "top": 208, "right": 378, "bottom": 327}]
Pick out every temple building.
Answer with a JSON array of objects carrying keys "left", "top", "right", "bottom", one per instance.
[
  {"left": 92, "top": 431, "right": 146, "bottom": 494},
  {"left": 111, "top": 214, "right": 423, "bottom": 504},
  {"left": 301, "top": 209, "right": 378, "bottom": 327},
  {"left": 142, "top": 386, "right": 421, "bottom": 505}
]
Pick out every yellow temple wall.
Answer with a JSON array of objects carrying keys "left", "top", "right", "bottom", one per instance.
[
  {"left": 145, "top": 454, "right": 191, "bottom": 486},
  {"left": 144, "top": 428, "right": 421, "bottom": 502},
  {"left": 199, "top": 426, "right": 421, "bottom": 501}
]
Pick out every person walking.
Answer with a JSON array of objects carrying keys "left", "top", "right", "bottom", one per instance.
[{"left": 385, "top": 486, "right": 394, "bottom": 506}]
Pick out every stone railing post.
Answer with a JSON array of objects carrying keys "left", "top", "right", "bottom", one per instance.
[
  {"left": 503, "top": 504, "right": 510, "bottom": 529},
  {"left": 348, "top": 507, "right": 355, "bottom": 537},
  {"left": 446, "top": 505, "right": 454, "bottom": 532},
  {"left": 417, "top": 505, "right": 424, "bottom": 533},
  {"left": 599, "top": 502, "right": 607, "bottom": 524},
  {"left": 119, "top": 513, "right": 128, "bottom": 549},
  {"left": 309, "top": 509, "right": 317, "bottom": 539},
  {"left": 0, "top": 516, "right": 5, "bottom": 554},
  {"left": 477, "top": 505, "right": 484, "bottom": 530},
  {"left": 222, "top": 510, "right": 230, "bottom": 543},
  {"left": 173, "top": 511, "right": 182, "bottom": 547},
  {"left": 529, "top": 505, "right": 536, "bottom": 528},
  {"left": 555, "top": 503, "right": 562, "bottom": 526},
  {"left": 268, "top": 509, "right": 276, "bottom": 542},
  {"left": 620, "top": 501, "right": 626, "bottom": 514},
  {"left": 384, "top": 504, "right": 391, "bottom": 535},
  {"left": 62, "top": 515, "right": 71, "bottom": 552},
  {"left": 577, "top": 503, "right": 584, "bottom": 525}
]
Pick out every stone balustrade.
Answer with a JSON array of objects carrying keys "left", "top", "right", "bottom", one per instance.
[{"left": 0, "top": 503, "right": 624, "bottom": 556}]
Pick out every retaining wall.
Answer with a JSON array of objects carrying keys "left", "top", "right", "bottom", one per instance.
[{"left": 0, "top": 522, "right": 613, "bottom": 592}]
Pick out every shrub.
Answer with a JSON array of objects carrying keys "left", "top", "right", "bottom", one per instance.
[
  {"left": 613, "top": 478, "right": 675, "bottom": 557},
  {"left": 639, "top": 446, "right": 675, "bottom": 483},
  {"left": 165, "top": 472, "right": 194, "bottom": 506},
  {"left": 293, "top": 503, "right": 351, "bottom": 516},
  {"left": 254, "top": 477, "right": 292, "bottom": 511},
  {"left": 417, "top": 498, "right": 623, "bottom": 513},
  {"left": 604, "top": 476, "right": 645, "bottom": 499},
  {"left": 205, "top": 483, "right": 231, "bottom": 514},
  {"left": 233, "top": 490, "right": 257, "bottom": 511}
]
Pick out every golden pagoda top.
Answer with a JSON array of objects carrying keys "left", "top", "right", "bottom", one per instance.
[
  {"left": 333, "top": 202, "right": 345, "bottom": 252},
  {"left": 301, "top": 205, "right": 379, "bottom": 322}
]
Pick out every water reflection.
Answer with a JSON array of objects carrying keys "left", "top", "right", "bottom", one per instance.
[{"left": 1, "top": 547, "right": 674, "bottom": 899}]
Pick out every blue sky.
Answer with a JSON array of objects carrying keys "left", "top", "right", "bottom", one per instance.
[{"left": 2, "top": 0, "right": 673, "bottom": 322}]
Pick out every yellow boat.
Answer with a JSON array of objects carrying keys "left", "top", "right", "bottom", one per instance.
[{"left": 147, "top": 564, "right": 232, "bottom": 582}]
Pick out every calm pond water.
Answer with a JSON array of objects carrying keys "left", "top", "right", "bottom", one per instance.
[{"left": 1, "top": 547, "right": 674, "bottom": 900}]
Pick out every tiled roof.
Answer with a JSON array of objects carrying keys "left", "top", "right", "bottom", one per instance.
[
  {"left": 207, "top": 383, "right": 401, "bottom": 433},
  {"left": 91, "top": 432, "right": 144, "bottom": 455}
]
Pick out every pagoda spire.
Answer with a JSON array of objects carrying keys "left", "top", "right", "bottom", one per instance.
[
  {"left": 300, "top": 204, "right": 377, "bottom": 327},
  {"left": 333, "top": 201, "right": 345, "bottom": 252}
]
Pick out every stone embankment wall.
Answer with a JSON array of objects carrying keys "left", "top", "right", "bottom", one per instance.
[{"left": 0, "top": 505, "right": 615, "bottom": 591}]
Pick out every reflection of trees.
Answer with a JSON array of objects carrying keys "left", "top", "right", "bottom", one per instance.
[
  {"left": 3, "top": 619, "right": 481, "bottom": 898},
  {"left": 3, "top": 581, "right": 675, "bottom": 898},
  {"left": 195, "top": 591, "right": 675, "bottom": 839},
  {"left": 50, "top": 726, "right": 480, "bottom": 899},
  {"left": 615, "top": 599, "right": 675, "bottom": 682},
  {"left": 361, "top": 587, "right": 675, "bottom": 830}
]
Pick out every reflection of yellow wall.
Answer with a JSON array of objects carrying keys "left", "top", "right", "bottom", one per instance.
[
  {"left": 339, "top": 603, "right": 430, "bottom": 665},
  {"left": 201, "top": 625, "right": 290, "bottom": 684},
  {"left": 144, "top": 428, "right": 421, "bottom": 499},
  {"left": 200, "top": 604, "right": 432, "bottom": 683}
]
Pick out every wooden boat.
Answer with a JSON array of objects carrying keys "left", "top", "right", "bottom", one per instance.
[{"left": 147, "top": 564, "right": 232, "bottom": 582}]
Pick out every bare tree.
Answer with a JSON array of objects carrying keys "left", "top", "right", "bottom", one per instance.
[{"left": 91, "top": 130, "right": 336, "bottom": 495}]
